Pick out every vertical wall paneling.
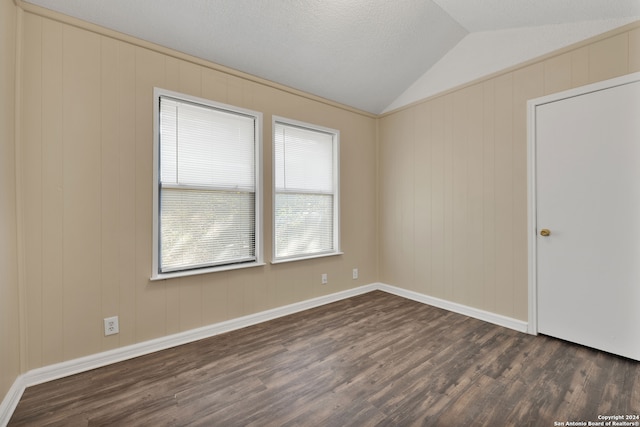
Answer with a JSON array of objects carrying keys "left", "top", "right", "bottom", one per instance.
[
  {"left": 340, "top": 116, "right": 377, "bottom": 283},
  {"left": 40, "top": 18, "right": 64, "bottom": 364},
  {"left": 543, "top": 53, "right": 572, "bottom": 95},
  {"left": 379, "top": 24, "right": 639, "bottom": 322},
  {"left": 178, "top": 275, "right": 204, "bottom": 332},
  {"left": 8, "top": 8, "right": 638, "bottom": 383},
  {"left": 202, "top": 69, "right": 228, "bottom": 104},
  {"left": 490, "top": 73, "right": 515, "bottom": 317},
  {"left": 245, "top": 266, "right": 268, "bottom": 314},
  {"left": 227, "top": 75, "right": 245, "bottom": 108},
  {"left": 100, "top": 36, "right": 121, "bottom": 350},
  {"left": 134, "top": 47, "right": 167, "bottom": 342},
  {"left": 14, "top": 9, "right": 377, "bottom": 371},
  {"left": 400, "top": 110, "right": 416, "bottom": 289},
  {"left": 0, "top": 0, "right": 20, "bottom": 400},
  {"left": 62, "top": 25, "right": 103, "bottom": 360},
  {"left": 481, "top": 80, "right": 496, "bottom": 313},
  {"left": 178, "top": 61, "right": 201, "bottom": 97},
  {"left": 451, "top": 88, "right": 469, "bottom": 306},
  {"left": 428, "top": 97, "right": 444, "bottom": 299},
  {"left": 413, "top": 102, "right": 431, "bottom": 296},
  {"left": 465, "top": 84, "right": 485, "bottom": 308},
  {"left": 226, "top": 273, "right": 249, "bottom": 319},
  {"left": 570, "top": 47, "right": 590, "bottom": 88},
  {"left": 22, "top": 13, "right": 44, "bottom": 370},
  {"left": 442, "top": 95, "right": 454, "bottom": 302},
  {"left": 378, "top": 112, "right": 401, "bottom": 283},
  {"left": 631, "top": 28, "right": 640, "bottom": 72},
  {"left": 117, "top": 42, "right": 137, "bottom": 346},
  {"left": 201, "top": 271, "right": 230, "bottom": 326},
  {"left": 589, "top": 34, "right": 629, "bottom": 83}
]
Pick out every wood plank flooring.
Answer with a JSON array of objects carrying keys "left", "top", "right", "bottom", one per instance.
[{"left": 9, "top": 291, "right": 640, "bottom": 426}]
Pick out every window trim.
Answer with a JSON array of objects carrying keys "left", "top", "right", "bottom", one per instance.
[
  {"left": 271, "top": 116, "right": 341, "bottom": 264},
  {"left": 151, "top": 88, "right": 264, "bottom": 281}
]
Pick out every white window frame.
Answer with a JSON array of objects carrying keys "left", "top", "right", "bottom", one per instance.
[
  {"left": 272, "top": 116, "right": 341, "bottom": 263},
  {"left": 152, "top": 88, "right": 263, "bottom": 280}
]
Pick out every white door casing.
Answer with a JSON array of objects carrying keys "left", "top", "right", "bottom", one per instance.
[{"left": 528, "top": 72, "right": 640, "bottom": 361}]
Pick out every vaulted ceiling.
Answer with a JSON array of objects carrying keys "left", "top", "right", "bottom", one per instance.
[{"left": 23, "top": 0, "right": 640, "bottom": 113}]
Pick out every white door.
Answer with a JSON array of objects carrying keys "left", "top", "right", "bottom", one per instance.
[{"left": 534, "top": 75, "right": 640, "bottom": 361}]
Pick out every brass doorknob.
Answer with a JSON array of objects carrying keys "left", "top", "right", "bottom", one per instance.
[{"left": 540, "top": 229, "right": 551, "bottom": 237}]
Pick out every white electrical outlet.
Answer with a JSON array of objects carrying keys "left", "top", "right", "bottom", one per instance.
[
  {"left": 104, "top": 316, "right": 119, "bottom": 336},
  {"left": 321, "top": 273, "right": 328, "bottom": 284},
  {"left": 352, "top": 268, "right": 359, "bottom": 279}
]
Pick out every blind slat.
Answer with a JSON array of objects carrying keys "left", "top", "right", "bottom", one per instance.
[
  {"left": 158, "top": 95, "right": 257, "bottom": 273},
  {"left": 161, "top": 188, "right": 256, "bottom": 271},
  {"left": 274, "top": 123, "right": 333, "bottom": 192},
  {"left": 161, "top": 98, "right": 255, "bottom": 188},
  {"left": 275, "top": 193, "right": 333, "bottom": 258},
  {"left": 274, "top": 121, "right": 337, "bottom": 260}
]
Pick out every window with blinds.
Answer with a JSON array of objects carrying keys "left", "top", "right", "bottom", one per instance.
[
  {"left": 273, "top": 118, "right": 340, "bottom": 262},
  {"left": 152, "top": 89, "right": 262, "bottom": 278}
]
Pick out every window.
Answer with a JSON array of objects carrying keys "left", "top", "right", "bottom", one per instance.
[
  {"left": 273, "top": 117, "right": 340, "bottom": 262},
  {"left": 152, "top": 88, "right": 262, "bottom": 279}
]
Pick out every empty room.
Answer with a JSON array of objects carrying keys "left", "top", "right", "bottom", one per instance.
[{"left": 1, "top": 0, "right": 639, "bottom": 425}]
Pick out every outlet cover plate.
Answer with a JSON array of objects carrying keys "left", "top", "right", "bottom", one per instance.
[{"left": 104, "top": 316, "right": 119, "bottom": 336}]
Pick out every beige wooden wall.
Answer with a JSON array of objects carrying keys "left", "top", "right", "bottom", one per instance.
[
  {"left": 0, "top": 0, "right": 21, "bottom": 400},
  {"left": 17, "top": 8, "right": 378, "bottom": 371},
  {"left": 378, "top": 22, "right": 640, "bottom": 322},
  {"left": 9, "top": 0, "right": 640, "bottom": 383}
]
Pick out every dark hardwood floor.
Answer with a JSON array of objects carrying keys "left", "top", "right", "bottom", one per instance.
[{"left": 9, "top": 291, "right": 640, "bottom": 426}]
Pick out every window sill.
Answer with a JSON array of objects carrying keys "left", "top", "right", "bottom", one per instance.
[
  {"left": 271, "top": 251, "right": 343, "bottom": 265},
  {"left": 150, "top": 261, "right": 266, "bottom": 281}
]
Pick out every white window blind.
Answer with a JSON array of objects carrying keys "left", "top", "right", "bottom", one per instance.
[
  {"left": 274, "top": 120, "right": 339, "bottom": 261},
  {"left": 156, "top": 94, "right": 259, "bottom": 275}
]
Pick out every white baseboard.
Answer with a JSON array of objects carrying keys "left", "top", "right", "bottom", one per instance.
[
  {"left": 24, "top": 283, "right": 380, "bottom": 388},
  {"left": 377, "top": 283, "right": 529, "bottom": 333},
  {"left": 0, "top": 283, "right": 377, "bottom": 426},
  {"left": 0, "top": 376, "right": 26, "bottom": 427},
  {"left": 1, "top": 281, "right": 528, "bottom": 426}
]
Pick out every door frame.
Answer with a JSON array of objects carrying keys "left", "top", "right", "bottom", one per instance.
[{"left": 526, "top": 71, "right": 640, "bottom": 335}]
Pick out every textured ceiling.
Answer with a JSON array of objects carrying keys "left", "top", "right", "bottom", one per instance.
[
  {"left": 434, "top": 0, "right": 640, "bottom": 31},
  {"left": 23, "top": 0, "right": 640, "bottom": 113}
]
